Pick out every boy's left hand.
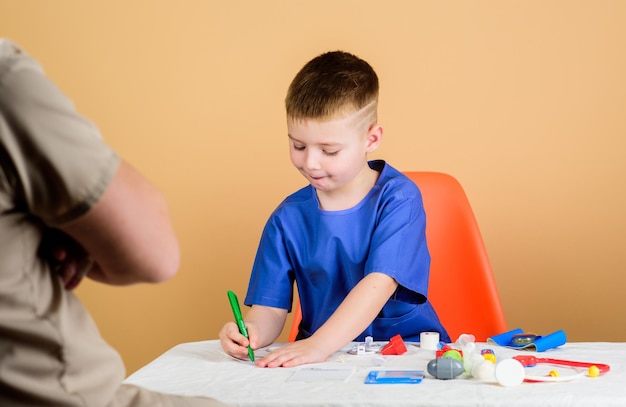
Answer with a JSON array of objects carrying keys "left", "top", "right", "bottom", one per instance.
[{"left": 254, "top": 338, "right": 329, "bottom": 368}]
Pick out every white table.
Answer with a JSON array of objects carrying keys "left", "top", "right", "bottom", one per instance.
[{"left": 125, "top": 340, "right": 626, "bottom": 406}]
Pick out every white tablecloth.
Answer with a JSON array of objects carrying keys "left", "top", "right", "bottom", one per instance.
[{"left": 125, "top": 340, "right": 626, "bottom": 406}]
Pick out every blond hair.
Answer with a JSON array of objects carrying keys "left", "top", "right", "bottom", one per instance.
[{"left": 285, "top": 51, "right": 379, "bottom": 126}]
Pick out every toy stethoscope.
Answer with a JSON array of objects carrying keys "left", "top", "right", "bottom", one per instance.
[{"left": 494, "top": 355, "right": 610, "bottom": 386}]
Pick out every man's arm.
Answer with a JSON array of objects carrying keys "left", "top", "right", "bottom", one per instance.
[{"left": 59, "top": 160, "right": 180, "bottom": 285}]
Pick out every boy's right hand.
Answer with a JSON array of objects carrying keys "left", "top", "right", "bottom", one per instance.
[{"left": 219, "top": 321, "right": 257, "bottom": 360}]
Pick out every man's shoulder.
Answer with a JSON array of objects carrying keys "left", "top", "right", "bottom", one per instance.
[{"left": 0, "top": 40, "right": 37, "bottom": 80}]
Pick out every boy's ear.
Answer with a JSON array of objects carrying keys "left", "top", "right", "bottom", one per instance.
[{"left": 365, "top": 124, "right": 383, "bottom": 153}]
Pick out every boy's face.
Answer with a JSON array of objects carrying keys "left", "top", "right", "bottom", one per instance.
[{"left": 287, "top": 110, "right": 382, "bottom": 195}]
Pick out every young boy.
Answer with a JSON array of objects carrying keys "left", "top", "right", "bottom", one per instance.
[{"left": 219, "top": 50, "right": 449, "bottom": 368}]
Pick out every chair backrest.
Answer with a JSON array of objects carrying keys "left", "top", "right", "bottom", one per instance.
[
  {"left": 288, "top": 171, "right": 506, "bottom": 342},
  {"left": 404, "top": 171, "right": 506, "bottom": 341}
]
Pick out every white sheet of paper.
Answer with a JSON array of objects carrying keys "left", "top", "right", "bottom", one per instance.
[{"left": 287, "top": 366, "right": 356, "bottom": 382}]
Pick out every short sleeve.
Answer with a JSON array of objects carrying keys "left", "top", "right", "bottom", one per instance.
[
  {"left": 0, "top": 40, "right": 120, "bottom": 226},
  {"left": 244, "top": 213, "right": 296, "bottom": 310},
  {"left": 365, "top": 177, "right": 431, "bottom": 304}
]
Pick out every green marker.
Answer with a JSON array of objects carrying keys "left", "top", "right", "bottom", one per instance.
[{"left": 227, "top": 290, "right": 255, "bottom": 362}]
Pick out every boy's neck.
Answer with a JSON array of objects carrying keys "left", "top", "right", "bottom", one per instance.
[{"left": 316, "top": 166, "right": 380, "bottom": 211}]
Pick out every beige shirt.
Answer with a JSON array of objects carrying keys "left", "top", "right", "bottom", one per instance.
[
  {"left": 0, "top": 40, "right": 229, "bottom": 407},
  {"left": 0, "top": 39, "right": 126, "bottom": 406}
]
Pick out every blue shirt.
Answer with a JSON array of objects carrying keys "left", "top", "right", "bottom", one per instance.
[{"left": 245, "top": 160, "right": 450, "bottom": 342}]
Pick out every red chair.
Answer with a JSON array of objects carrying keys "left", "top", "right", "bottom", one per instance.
[{"left": 289, "top": 171, "right": 506, "bottom": 342}]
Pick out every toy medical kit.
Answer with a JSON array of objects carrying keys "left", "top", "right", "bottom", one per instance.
[
  {"left": 510, "top": 333, "right": 540, "bottom": 347},
  {"left": 494, "top": 358, "right": 526, "bottom": 386},
  {"left": 427, "top": 356, "right": 465, "bottom": 379},
  {"left": 455, "top": 333, "right": 475, "bottom": 349},
  {"left": 452, "top": 346, "right": 497, "bottom": 380},
  {"left": 365, "top": 370, "right": 424, "bottom": 384},
  {"left": 226, "top": 290, "right": 255, "bottom": 362},
  {"left": 348, "top": 336, "right": 381, "bottom": 355},
  {"left": 431, "top": 334, "right": 500, "bottom": 381},
  {"left": 419, "top": 331, "right": 440, "bottom": 350},
  {"left": 488, "top": 328, "right": 566, "bottom": 352},
  {"left": 442, "top": 349, "right": 463, "bottom": 361},
  {"left": 380, "top": 334, "right": 407, "bottom": 355},
  {"left": 435, "top": 344, "right": 463, "bottom": 358},
  {"left": 512, "top": 355, "right": 610, "bottom": 374},
  {"left": 513, "top": 355, "right": 610, "bottom": 382},
  {"left": 492, "top": 355, "right": 610, "bottom": 386},
  {"left": 481, "top": 349, "right": 496, "bottom": 363},
  {"left": 588, "top": 365, "right": 601, "bottom": 377},
  {"left": 471, "top": 357, "right": 496, "bottom": 380}
]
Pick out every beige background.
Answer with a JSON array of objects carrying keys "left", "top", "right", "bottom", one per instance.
[{"left": 2, "top": 1, "right": 625, "bottom": 374}]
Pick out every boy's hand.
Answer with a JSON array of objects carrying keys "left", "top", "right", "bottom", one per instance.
[
  {"left": 254, "top": 338, "right": 329, "bottom": 368},
  {"left": 219, "top": 321, "right": 258, "bottom": 360}
]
